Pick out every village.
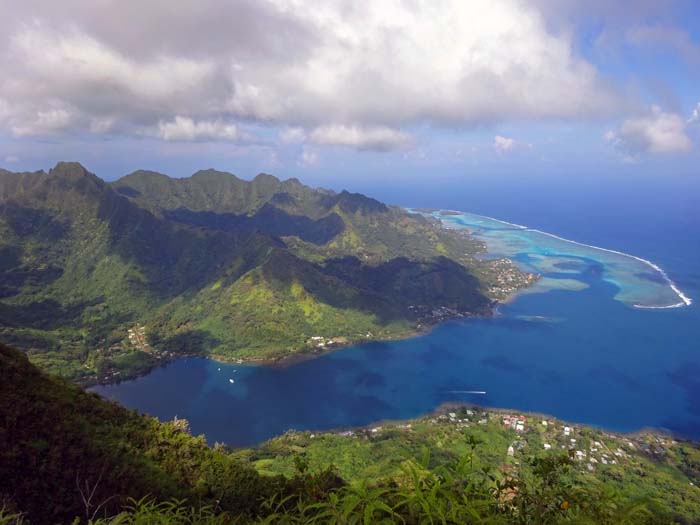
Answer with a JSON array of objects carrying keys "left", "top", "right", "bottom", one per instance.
[
  {"left": 127, "top": 324, "right": 151, "bottom": 352},
  {"left": 280, "top": 405, "right": 697, "bottom": 488},
  {"left": 407, "top": 304, "right": 473, "bottom": 323},
  {"left": 306, "top": 335, "right": 351, "bottom": 350},
  {"left": 79, "top": 324, "right": 180, "bottom": 384},
  {"left": 484, "top": 258, "right": 540, "bottom": 300}
]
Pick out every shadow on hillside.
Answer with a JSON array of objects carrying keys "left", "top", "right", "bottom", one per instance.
[
  {"left": 149, "top": 329, "right": 222, "bottom": 355},
  {"left": 0, "top": 298, "right": 98, "bottom": 329},
  {"left": 261, "top": 253, "right": 491, "bottom": 325},
  {"left": 0, "top": 243, "right": 64, "bottom": 298},
  {"left": 0, "top": 203, "right": 69, "bottom": 239},
  {"left": 164, "top": 204, "right": 345, "bottom": 245},
  {"left": 97, "top": 193, "right": 274, "bottom": 299}
]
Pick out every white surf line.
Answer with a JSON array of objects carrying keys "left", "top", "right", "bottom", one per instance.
[
  {"left": 435, "top": 209, "right": 529, "bottom": 230},
  {"left": 434, "top": 209, "right": 692, "bottom": 309},
  {"left": 524, "top": 227, "right": 692, "bottom": 308},
  {"left": 448, "top": 390, "right": 487, "bottom": 395}
]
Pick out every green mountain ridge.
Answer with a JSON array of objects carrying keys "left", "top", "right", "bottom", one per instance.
[{"left": 0, "top": 162, "right": 535, "bottom": 383}]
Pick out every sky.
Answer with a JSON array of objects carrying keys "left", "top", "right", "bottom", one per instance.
[{"left": 0, "top": 0, "right": 699, "bottom": 191}]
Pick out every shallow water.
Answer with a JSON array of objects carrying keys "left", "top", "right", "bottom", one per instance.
[
  {"left": 430, "top": 210, "right": 691, "bottom": 308},
  {"left": 94, "top": 204, "right": 700, "bottom": 447}
]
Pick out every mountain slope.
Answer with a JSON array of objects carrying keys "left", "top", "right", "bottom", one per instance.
[
  {"left": 0, "top": 342, "right": 342, "bottom": 524},
  {"left": 0, "top": 163, "right": 534, "bottom": 382}
]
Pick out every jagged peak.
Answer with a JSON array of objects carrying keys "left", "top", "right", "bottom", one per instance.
[
  {"left": 334, "top": 190, "right": 388, "bottom": 214},
  {"left": 46, "top": 162, "right": 105, "bottom": 193},
  {"left": 49, "top": 162, "right": 95, "bottom": 179}
]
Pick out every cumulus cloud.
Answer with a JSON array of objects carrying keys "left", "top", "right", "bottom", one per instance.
[
  {"left": 0, "top": 0, "right": 621, "bottom": 147},
  {"left": 11, "top": 108, "right": 74, "bottom": 136},
  {"left": 155, "top": 116, "right": 242, "bottom": 141},
  {"left": 493, "top": 135, "right": 517, "bottom": 152},
  {"left": 606, "top": 106, "right": 692, "bottom": 156},
  {"left": 309, "top": 125, "right": 412, "bottom": 151}
]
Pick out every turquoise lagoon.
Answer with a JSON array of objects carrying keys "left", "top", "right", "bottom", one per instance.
[{"left": 427, "top": 210, "right": 691, "bottom": 309}]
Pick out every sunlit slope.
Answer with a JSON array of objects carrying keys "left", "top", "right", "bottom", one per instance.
[{"left": 0, "top": 163, "right": 531, "bottom": 382}]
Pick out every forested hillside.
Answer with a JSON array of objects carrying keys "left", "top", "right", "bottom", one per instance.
[{"left": 0, "top": 163, "right": 534, "bottom": 383}]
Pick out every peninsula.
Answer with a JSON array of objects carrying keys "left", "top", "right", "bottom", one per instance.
[{"left": 0, "top": 162, "right": 536, "bottom": 384}]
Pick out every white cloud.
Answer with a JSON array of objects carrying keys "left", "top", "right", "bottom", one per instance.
[
  {"left": 11, "top": 108, "right": 74, "bottom": 136},
  {"left": 298, "top": 148, "right": 319, "bottom": 167},
  {"left": 493, "top": 135, "right": 516, "bottom": 152},
  {"left": 156, "top": 116, "right": 242, "bottom": 141},
  {"left": 0, "top": 0, "right": 621, "bottom": 146},
  {"left": 224, "top": 1, "right": 618, "bottom": 127},
  {"left": 309, "top": 125, "right": 411, "bottom": 151},
  {"left": 606, "top": 106, "right": 692, "bottom": 155},
  {"left": 4, "top": 155, "right": 20, "bottom": 163},
  {"left": 10, "top": 27, "right": 216, "bottom": 106}
]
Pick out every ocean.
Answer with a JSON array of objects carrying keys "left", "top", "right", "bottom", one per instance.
[{"left": 93, "top": 173, "right": 700, "bottom": 447}]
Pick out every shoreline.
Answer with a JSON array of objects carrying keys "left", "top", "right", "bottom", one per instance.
[
  {"left": 86, "top": 206, "right": 698, "bottom": 454},
  {"left": 264, "top": 400, "right": 696, "bottom": 449},
  {"left": 88, "top": 206, "right": 534, "bottom": 387},
  {"left": 87, "top": 306, "right": 496, "bottom": 387},
  {"left": 89, "top": 202, "right": 689, "bottom": 389}
]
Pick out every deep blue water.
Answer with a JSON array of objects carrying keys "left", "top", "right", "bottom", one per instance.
[{"left": 94, "top": 175, "right": 700, "bottom": 447}]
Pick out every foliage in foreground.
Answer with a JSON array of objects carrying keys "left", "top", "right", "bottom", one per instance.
[
  {"left": 0, "top": 446, "right": 679, "bottom": 524},
  {"left": 31, "top": 452, "right": 668, "bottom": 525}
]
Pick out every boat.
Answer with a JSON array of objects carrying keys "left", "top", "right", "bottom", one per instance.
[{"left": 229, "top": 378, "right": 235, "bottom": 384}]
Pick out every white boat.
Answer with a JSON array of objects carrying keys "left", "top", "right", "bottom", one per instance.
[{"left": 229, "top": 378, "right": 235, "bottom": 384}]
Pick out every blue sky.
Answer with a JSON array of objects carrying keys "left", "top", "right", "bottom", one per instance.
[{"left": 0, "top": 0, "right": 698, "bottom": 191}]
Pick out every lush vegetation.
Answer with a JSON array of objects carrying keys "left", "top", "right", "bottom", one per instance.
[
  {"left": 2, "top": 342, "right": 699, "bottom": 524},
  {"left": 0, "top": 163, "right": 534, "bottom": 383},
  {"left": 0, "top": 342, "right": 342, "bottom": 524},
  {"left": 245, "top": 407, "right": 700, "bottom": 522},
  {"left": 3, "top": 162, "right": 696, "bottom": 524}
]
